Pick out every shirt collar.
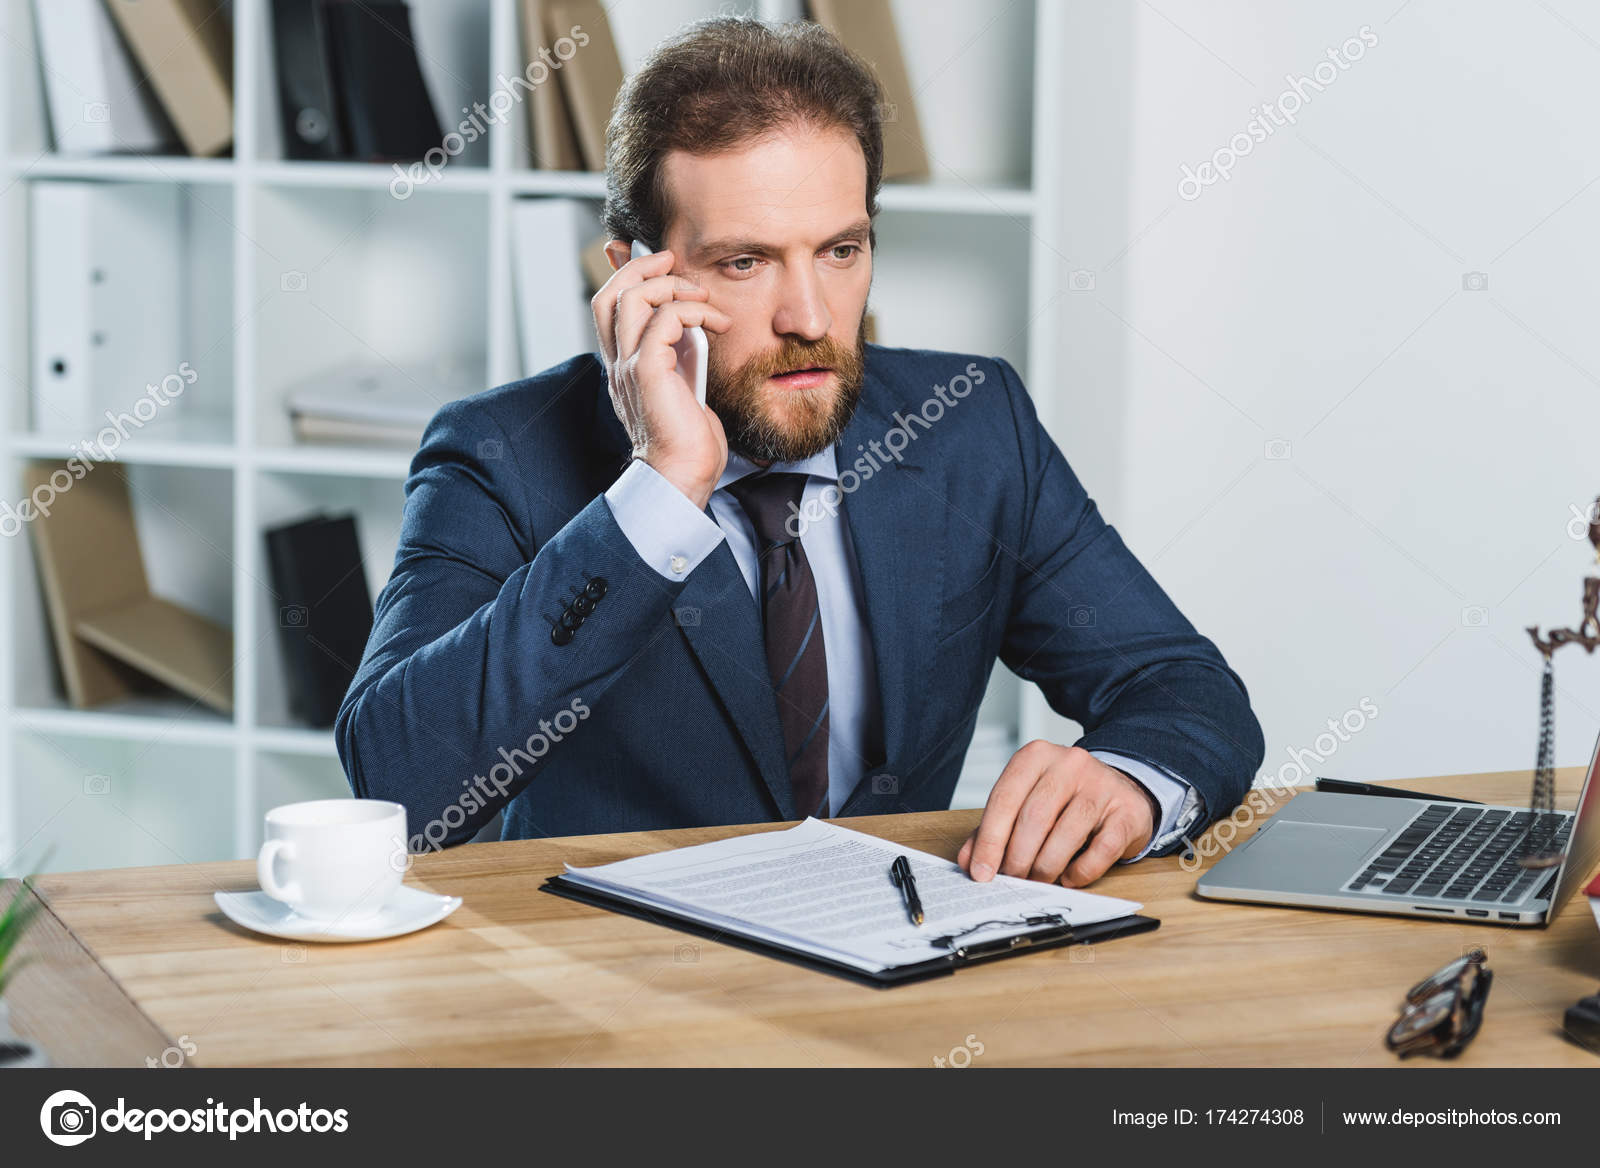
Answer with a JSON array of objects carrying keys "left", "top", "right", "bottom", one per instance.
[{"left": 716, "top": 444, "right": 839, "bottom": 491}]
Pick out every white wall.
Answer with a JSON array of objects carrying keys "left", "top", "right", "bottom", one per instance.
[{"left": 1034, "top": 0, "right": 1600, "bottom": 786}]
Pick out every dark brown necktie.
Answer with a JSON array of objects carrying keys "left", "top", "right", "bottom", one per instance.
[{"left": 726, "top": 472, "right": 830, "bottom": 818}]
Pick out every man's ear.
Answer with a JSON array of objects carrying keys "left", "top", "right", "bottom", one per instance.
[{"left": 604, "top": 240, "right": 631, "bottom": 272}]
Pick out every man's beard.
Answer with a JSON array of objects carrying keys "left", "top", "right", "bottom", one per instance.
[{"left": 706, "top": 315, "right": 867, "bottom": 463}]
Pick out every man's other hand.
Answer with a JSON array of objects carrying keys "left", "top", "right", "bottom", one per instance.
[{"left": 956, "top": 742, "right": 1158, "bottom": 888}]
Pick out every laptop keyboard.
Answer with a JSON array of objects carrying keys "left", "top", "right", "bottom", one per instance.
[{"left": 1343, "top": 804, "right": 1574, "bottom": 904}]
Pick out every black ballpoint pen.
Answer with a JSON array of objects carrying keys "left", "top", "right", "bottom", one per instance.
[
  {"left": 890, "top": 855, "right": 924, "bottom": 926},
  {"left": 1314, "top": 776, "right": 1482, "bottom": 805}
]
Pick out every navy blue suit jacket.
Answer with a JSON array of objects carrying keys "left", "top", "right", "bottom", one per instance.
[{"left": 336, "top": 346, "right": 1264, "bottom": 851}]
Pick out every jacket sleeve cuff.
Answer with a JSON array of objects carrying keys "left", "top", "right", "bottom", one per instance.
[
  {"left": 603, "top": 459, "right": 726, "bottom": 581},
  {"left": 1090, "top": 750, "right": 1205, "bottom": 862}
]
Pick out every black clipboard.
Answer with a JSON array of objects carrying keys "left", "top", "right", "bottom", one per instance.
[{"left": 541, "top": 874, "right": 1161, "bottom": 989}]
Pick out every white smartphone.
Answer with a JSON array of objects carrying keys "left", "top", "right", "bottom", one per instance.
[{"left": 631, "top": 239, "right": 708, "bottom": 406}]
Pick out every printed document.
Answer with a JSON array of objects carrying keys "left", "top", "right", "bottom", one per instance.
[{"left": 561, "top": 818, "right": 1142, "bottom": 974}]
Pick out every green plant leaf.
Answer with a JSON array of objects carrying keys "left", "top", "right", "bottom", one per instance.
[{"left": 0, "top": 880, "right": 45, "bottom": 989}]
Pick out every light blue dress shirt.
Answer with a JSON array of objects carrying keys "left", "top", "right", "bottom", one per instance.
[{"left": 604, "top": 450, "right": 1202, "bottom": 860}]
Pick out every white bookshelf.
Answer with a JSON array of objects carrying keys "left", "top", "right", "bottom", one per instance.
[{"left": 0, "top": 0, "right": 1063, "bottom": 872}]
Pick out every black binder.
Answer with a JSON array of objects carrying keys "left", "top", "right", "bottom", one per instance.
[
  {"left": 270, "top": 0, "right": 348, "bottom": 159},
  {"left": 321, "top": 0, "right": 443, "bottom": 162},
  {"left": 541, "top": 874, "right": 1160, "bottom": 989},
  {"left": 264, "top": 512, "right": 374, "bottom": 727}
]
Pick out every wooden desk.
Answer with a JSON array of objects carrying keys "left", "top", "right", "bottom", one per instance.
[{"left": 6, "top": 769, "right": 1598, "bottom": 1067}]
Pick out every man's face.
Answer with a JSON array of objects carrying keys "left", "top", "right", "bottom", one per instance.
[{"left": 657, "top": 123, "right": 872, "bottom": 463}]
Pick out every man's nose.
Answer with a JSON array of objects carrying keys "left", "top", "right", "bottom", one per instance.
[{"left": 772, "top": 265, "right": 831, "bottom": 341}]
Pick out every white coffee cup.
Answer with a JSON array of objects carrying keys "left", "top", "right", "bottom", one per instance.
[{"left": 257, "top": 799, "right": 407, "bottom": 921}]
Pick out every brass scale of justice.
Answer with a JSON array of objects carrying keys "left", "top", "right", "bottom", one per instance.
[{"left": 1520, "top": 495, "right": 1600, "bottom": 868}]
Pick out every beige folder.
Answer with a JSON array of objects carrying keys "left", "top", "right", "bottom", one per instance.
[
  {"left": 544, "top": 0, "right": 626, "bottom": 171},
  {"left": 522, "top": 0, "right": 585, "bottom": 170},
  {"left": 76, "top": 597, "right": 234, "bottom": 715},
  {"left": 23, "top": 462, "right": 233, "bottom": 714},
  {"left": 105, "top": 0, "right": 234, "bottom": 157},
  {"left": 808, "top": 0, "right": 929, "bottom": 180}
]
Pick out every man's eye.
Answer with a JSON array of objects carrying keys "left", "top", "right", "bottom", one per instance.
[
  {"left": 725, "top": 256, "right": 758, "bottom": 274},
  {"left": 830, "top": 245, "right": 858, "bottom": 261}
]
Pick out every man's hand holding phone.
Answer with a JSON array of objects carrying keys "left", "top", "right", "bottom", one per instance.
[{"left": 592, "top": 247, "right": 732, "bottom": 510}]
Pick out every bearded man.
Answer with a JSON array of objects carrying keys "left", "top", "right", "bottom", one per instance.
[{"left": 337, "top": 17, "right": 1263, "bottom": 889}]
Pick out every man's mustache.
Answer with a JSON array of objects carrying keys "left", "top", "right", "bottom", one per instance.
[{"left": 716, "top": 335, "right": 859, "bottom": 386}]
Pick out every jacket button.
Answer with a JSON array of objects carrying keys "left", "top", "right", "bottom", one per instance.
[
  {"left": 585, "top": 577, "right": 607, "bottom": 600},
  {"left": 551, "top": 624, "right": 574, "bottom": 646},
  {"left": 572, "top": 594, "right": 595, "bottom": 616},
  {"left": 560, "top": 610, "right": 583, "bottom": 631}
]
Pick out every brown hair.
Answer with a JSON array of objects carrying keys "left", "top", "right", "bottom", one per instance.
[{"left": 602, "top": 17, "right": 885, "bottom": 249}]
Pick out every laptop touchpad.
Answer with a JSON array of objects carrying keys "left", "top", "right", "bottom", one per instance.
[{"left": 1222, "top": 822, "right": 1386, "bottom": 893}]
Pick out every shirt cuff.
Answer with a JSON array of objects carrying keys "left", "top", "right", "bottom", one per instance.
[
  {"left": 603, "top": 459, "right": 725, "bottom": 581},
  {"left": 1090, "top": 750, "right": 1204, "bottom": 863}
]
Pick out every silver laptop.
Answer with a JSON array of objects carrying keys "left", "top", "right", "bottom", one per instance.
[{"left": 1196, "top": 729, "right": 1600, "bottom": 926}]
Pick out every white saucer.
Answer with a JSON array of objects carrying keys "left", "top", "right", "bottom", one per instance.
[{"left": 214, "top": 885, "right": 463, "bottom": 943}]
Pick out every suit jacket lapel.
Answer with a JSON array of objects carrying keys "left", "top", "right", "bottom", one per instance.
[
  {"left": 673, "top": 540, "right": 797, "bottom": 819},
  {"left": 587, "top": 364, "right": 794, "bottom": 818},
  {"left": 834, "top": 367, "right": 944, "bottom": 788}
]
